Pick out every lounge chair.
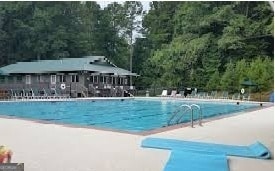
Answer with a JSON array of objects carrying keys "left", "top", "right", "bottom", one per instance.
[
  {"left": 243, "top": 94, "right": 250, "bottom": 101},
  {"left": 210, "top": 91, "right": 217, "bottom": 99},
  {"left": 176, "top": 91, "right": 185, "bottom": 98},
  {"left": 170, "top": 90, "right": 177, "bottom": 97},
  {"left": 232, "top": 93, "right": 240, "bottom": 100},
  {"left": 187, "top": 91, "right": 196, "bottom": 98},
  {"left": 197, "top": 92, "right": 208, "bottom": 99},
  {"left": 158, "top": 90, "right": 168, "bottom": 97},
  {"left": 220, "top": 91, "right": 229, "bottom": 99}
]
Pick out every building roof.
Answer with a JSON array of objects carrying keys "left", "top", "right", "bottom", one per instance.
[{"left": 0, "top": 56, "right": 138, "bottom": 76}]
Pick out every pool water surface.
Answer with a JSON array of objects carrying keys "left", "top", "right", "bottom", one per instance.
[{"left": 0, "top": 99, "right": 259, "bottom": 132}]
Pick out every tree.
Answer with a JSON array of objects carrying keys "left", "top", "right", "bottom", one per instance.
[{"left": 220, "top": 62, "right": 237, "bottom": 92}]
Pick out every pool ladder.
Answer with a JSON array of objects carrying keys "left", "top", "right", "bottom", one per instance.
[{"left": 167, "top": 104, "right": 203, "bottom": 127}]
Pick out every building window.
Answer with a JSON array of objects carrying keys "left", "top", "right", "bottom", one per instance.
[
  {"left": 71, "top": 75, "right": 75, "bottom": 82},
  {"left": 94, "top": 76, "right": 98, "bottom": 83},
  {"left": 124, "top": 78, "right": 128, "bottom": 85},
  {"left": 112, "top": 77, "right": 117, "bottom": 85},
  {"left": 118, "top": 77, "right": 123, "bottom": 85},
  {"left": 100, "top": 76, "right": 104, "bottom": 83},
  {"left": 90, "top": 75, "right": 100, "bottom": 83},
  {"left": 16, "top": 76, "right": 22, "bottom": 83},
  {"left": 26, "top": 75, "right": 31, "bottom": 84},
  {"left": 51, "top": 75, "right": 56, "bottom": 84},
  {"left": 105, "top": 76, "right": 109, "bottom": 84},
  {"left": 37, "top": 75, "right": 43, "bottom": 83},
  {"left": 7, "top": 76, "right": 14, "bottom": 83},
  {"left": 59, "top": 75, "right": 66, "bottom": 83},
  {"left": 71, "top": 75, "right": 79, "bottom": 82},
  {"left": 0, "top": 76, "right": 5, "bottom": 83},
  {"left": 90, "top": 76, "right": 94, "bottom": 83}
]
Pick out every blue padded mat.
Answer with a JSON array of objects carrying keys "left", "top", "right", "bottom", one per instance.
[
  {"left": 142, "top": 138, "right": 271, "bottom": 159},
  {"left": 164, "top": 150, "right": 228, "bottom": 171}
]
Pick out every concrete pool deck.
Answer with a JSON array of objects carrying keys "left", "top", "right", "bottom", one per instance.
[{"left": 0, "top": 105, "right": 273, "bottom": 171}]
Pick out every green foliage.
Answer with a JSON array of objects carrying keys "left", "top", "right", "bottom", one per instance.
[
  {"left": 141, "top": 1, "right": 273, "bottom": 92},
  {"left": 0, "top": 1, "right": 133, "bottom": 69},
  {"left": 220, "top": 62, "right": 237, "bottom": 92},
  {"left": 206, "top": 70, "right": 220, "bottom": 91},
  {"left": 248, "top": 57, "right": 274, "bottom": 91},
  {"left": 0, "top": 1, "right": 273, "bottom": 93}
]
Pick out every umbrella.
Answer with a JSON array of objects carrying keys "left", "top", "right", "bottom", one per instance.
[
  {"left": 240, "top": 80, "right": 258, "bottom": 95},
  {"left": 240, "top": 80, "right": 258, "bottom": 87}
]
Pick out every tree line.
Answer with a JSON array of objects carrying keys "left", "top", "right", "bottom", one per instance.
[{"left": 0, "top": 1, "right": 273, "bottom": 92}]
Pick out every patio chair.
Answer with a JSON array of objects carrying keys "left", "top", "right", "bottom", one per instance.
[
  {"left": 170, "top": 90, "right": 177, "bottom": 97},
  {"left": 232, "top": 93, "right": 240, "bottom": 100},
  {"left": 220, "top": 91, "right": 229, "bottom": 99},
  {"left": 158, "top": 90, "right": 168, "bottom": 97},
  {"left": 176, "top": 91, "right": 185, "bottom": 98},
  {"left": 243, "top": 94, "right": 250, "bottom": 101},
  {"left": 187, "top": 91, "right": 196, "bottom": 98},
  {"left": 198, "top": 92, "right": 208, "bottom": 99},
  {"left": 210, "top": 91, "right": 217, "bottom": 99}
]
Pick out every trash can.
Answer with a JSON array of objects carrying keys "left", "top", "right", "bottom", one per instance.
[
  {"left": 269, "top": 91, "right": 274, "bottom": 103},
  {"left": 146, "top": 90, "right": 149, "bottom": 97}
]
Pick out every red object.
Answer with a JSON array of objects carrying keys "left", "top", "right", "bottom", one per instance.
[{"left": 0, "top": 150, "right": 12, "bottom": 163}]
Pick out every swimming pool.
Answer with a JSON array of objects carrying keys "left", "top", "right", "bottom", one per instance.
[{"left": 0, "top": 99, "right": 259, "bottom": 132}]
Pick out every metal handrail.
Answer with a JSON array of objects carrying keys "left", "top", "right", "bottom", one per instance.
[
  {"left": 176, "top": 107, "right": 193, "bottom": 125},
  {"left": 168, "top": 104, "right": 192, "bottom": 126},
  {"left": 190, "top": 104, "right": 203, "bottom": 126},
  {"left": 168, "top": 104, "right": 203, "bottom": 127}
]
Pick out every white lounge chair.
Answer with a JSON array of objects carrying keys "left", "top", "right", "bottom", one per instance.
[
  {"left": 232, "top": 93, "right": 240, "bottom": 100},
  {"left": 243, "top": 94, "right": 250, "bottom": 101},
  {"left": 158, "top": 90, "right": 168, "bottom": 97},
  {"left": 176, "top": 91, "right": 185, "bottom": 98},
  {"left": 170, "top": 90, "right": 177, "bottom": 97}
]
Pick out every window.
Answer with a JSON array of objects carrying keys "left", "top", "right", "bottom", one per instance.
[
  {"left": 59, "top": 75, "right": 66, "bottom": 83},
  {"left": 51, "top": 75, "right": 56, "bottom": 84},
  {"left": 8, "top": 76, "right": 14, "bottom": 83},
  {"left": 112, "top": 77, "right": 117, "bottom": 85},
  {"left": 71, "top": 75, "right": 75, "bottom": 82},
  {"left": 124, "top": 78, "right": 128, "bottom": 85},
  {"left": 105, "top": 76, "right": 109, "bottom": 84},
  {"left": 0, "top": 76, "right": 5, "bottom": 83},
  {"left": 100, "top": 76, "right": 104, "bottom": 83},
  {"left": 118, "top": 77, "right": 123, "bottom": 85},
  {"left": 37, "top": 75, "right": 44, "bottom": 83},
  {"left": 94, "top": 76, "right": 98, "bottom": 83},
  {"left": 90, "top": 76, "right": 94, "bottom": 83},
  {"left": 26, "top": 75, "right": 31, "bottom": 84},
  {"left": 71, "top": 75, "right": 79, "bottom": 82},
  {"left": 16, "top": 76, "right": 22, "bottom": 83}
]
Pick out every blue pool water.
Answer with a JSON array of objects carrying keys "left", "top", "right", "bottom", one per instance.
[{"left": 0, "top": 99, "right": 259, "bottom": 132}]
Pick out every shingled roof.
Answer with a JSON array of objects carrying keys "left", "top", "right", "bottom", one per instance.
[{"left": 0, "top": 56, "right": 137, "bottom": 76}]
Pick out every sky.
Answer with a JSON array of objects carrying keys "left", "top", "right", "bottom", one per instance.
[
  {"left": 96, "top": 1, "right": 151, "bottom": 40},
  {"left": 96, "top": 1, "right": 151, "bottom": 11}
]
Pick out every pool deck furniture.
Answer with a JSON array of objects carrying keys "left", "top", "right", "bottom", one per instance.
[
  {"left": 158, "top": 90, "right": 168, "bottom": 97},
  {"left": 220, "top": 91, "right": 229, "bottom": 99},
  {"left": 232, "top": 93, "right": 241, "bottom": 100},
  {"left": 243, "top": 94, "right": 251, "bottom": 101},
  {"left": 210, "top": 91, "right": 217, "bottom": 99},
  {"left": 170, "top": 90, "right": 177, "bottom": 97},
  {"left": 176, "top": 91, "right": 184, "bottom": 98}
]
